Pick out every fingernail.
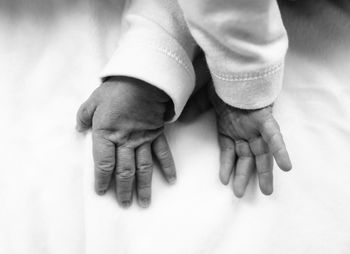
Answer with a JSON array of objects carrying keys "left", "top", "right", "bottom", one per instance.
[
  {"left": 262, "top": 186, "right": 273, "bottom": 196},
  {"left": 75, "top": 125, "right": 84, "bottom": 132},
  {"left": 233, "top": 188, "right": 245, "bottom": 198},
  {"left": 97, "top": 189, "right": 106, "bottom": 195},
  {"left": 121, "top": 201, "right": 131, "bottom": 208},
  {"left": 168, "top": 177, "right": 177, "bottom": 184},
  {"left": 76, "top": 124, "right": 89, "bottom": 133},
  {"left": 219, "top": 172, "right": 229, "bottom": 185},
  {"left": 139, "top": 198, "right": 150, "bottom": 208}
]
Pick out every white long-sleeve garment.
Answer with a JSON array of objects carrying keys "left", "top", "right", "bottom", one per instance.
[
  {"left": 101, "top": 0, "right": 288, "bottom": 119},
  {"left": 177, "top": 0, "right": 288, "bottom": 109}
]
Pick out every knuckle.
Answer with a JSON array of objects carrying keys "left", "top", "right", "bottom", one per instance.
[
  {"left": 220, "top": 145, "right": 234, "bottom": 151},
  {"left": 269, "top": 133, "right": 284, "bottom": 151},
  {"left": 269, "top": 132, "right": 280, "bottom": 142},
  {"left": 234, "top": 172, "right": 248, "bottom": 183},
  {"left": 137, "top": 162, "right": 153, "bottom": 173},
  {"left": 117, "top": 167, "right": 135, "bottom": 178},
  {"left": 96, "top": 164, "right": 114, "bottom": 176},
  {"left": 157, "top": 150, "right": 170, "bottom": 160},
  {"left": 235, "top": 141, "right": 252, "bottom": 157},
  {"left": 138, "top": 181, "right": 151, "bottom": 190},
  {"left": 258, "top": 171, "right": 272, "bottom": 177},
  {"left": 235, "top": 172, "right": 250, "bottom": 178},
  {"left": 261, "top": 118, "right": 280, "bottom": 135},
  {"left": 249, "top": 138, "right": 268, "bottom": 155},
  {"left": 117, "top": 187, "right": 132, "bottom": 196},
  {"left": 219, "top": 137, "right": 235, "bottom": 151},
  {"left": 263, "top": 117, "right": 277, "bottom": 127}
]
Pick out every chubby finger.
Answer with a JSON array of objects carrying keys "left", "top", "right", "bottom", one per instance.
[
  {"left": 76, "top": 99, "right": 96, "bottom": 132},
  {"left": 136, "top": 143, "right": 153, "bottom": 208},
  {"left": 256, "top": 153, "right": 274, "bottom": 195},
  {"left": 152, "top": 134, "right": 176, "bottom": 184},
  {"left": 249, "top": 138, "right": 274, "bottom": 195},
  {"left": 233, "top": 141, "right": 254, "bottom": 198},
  {"left": 93, "top": 133, "right": 115, "bottom": 195},
  {"left": 260, "top": 118, "right": 292, "bottom": 171},
  {"left": 218, "top": 135, "right": 236, "bottom": 185},
  {"left": 116, "top": 146, "right": 135, "bottom": 208}
]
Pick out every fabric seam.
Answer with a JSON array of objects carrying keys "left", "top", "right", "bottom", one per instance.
[{"left": 211, "top": 62, "right": 283, "bottom": 82}]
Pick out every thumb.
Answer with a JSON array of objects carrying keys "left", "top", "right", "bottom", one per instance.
[{"left": 76, "top": 99, "right": 96, "bottom": 132}]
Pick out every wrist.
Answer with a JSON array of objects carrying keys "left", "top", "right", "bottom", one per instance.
[{"left": 103, "top": 76, "right": 175, "bottom": 121}]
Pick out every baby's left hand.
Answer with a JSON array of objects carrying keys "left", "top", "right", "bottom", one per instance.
[
  {"left": 209, "top": 87, "right": 292, "bottom": 197},
  {"left": 180, "top": 53, "right": 292, "bottom": 197}
]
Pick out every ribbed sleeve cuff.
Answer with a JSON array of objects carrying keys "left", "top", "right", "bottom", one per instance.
[
  {"left": 100, "top": 21, "right": 195, "bottom": 121},
  {"left": 211, "top": 61, "right": 284, "bottom": 109}
]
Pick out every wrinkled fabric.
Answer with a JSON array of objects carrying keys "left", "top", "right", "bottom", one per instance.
[
  {"left": 102, "top": 0, "right": 288, "bottom": 120},
  {"left": 101, "top": 0, "right": 197, "bottom": 120},
  {"left": 177, "top": 0, "right": 288, "bottom": 109},
  {"left": 0, "top": 0, "right": 350, "bottom": 253}
]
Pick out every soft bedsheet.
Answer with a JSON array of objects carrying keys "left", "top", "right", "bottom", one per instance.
[{"left": 1, "top": 0, "right": 350, "bottom": 253}]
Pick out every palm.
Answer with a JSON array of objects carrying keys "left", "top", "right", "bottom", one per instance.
[
  {"left": 209, "top": 86, "right": 292, "bottom": 197},
  {"left": 216, "top": 106, "right": 272, "bottom": 141},
  {"left": 179, "top": 53, "right": 292, "bottom": 197}
]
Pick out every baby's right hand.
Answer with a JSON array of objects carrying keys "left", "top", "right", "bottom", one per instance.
[{"left": 76, "top": 77, "right": 177, "bottom": 208}]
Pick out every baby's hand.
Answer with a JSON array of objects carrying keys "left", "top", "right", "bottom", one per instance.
[
  {"left": 76, "top": 77, "right": 176, "bottom": 208},
  {"left": 209, "top": 87, "right": 292, "bottom": 197}
]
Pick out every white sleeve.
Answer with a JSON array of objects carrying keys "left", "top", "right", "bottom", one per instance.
[
  {"left": 101, "top": 0, "right": 197, "bottom": 120},
  {"left": 177, "top": 0, "right": 288, "bottom": 109}
]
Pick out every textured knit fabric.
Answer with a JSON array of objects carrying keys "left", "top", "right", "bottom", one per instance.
[
  {"left": 101, "top": 0, "right": 196, "bottom": 120},
  {"left": 177, "top": 0, "right": 288, "bottom": 109},
  {"left": 101, "top": 0, "right": 288, "bottom": 119}
]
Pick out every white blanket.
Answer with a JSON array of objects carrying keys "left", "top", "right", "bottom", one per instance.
[{"left": 1, "top": 1, "right": 350, "bottom": 253}]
